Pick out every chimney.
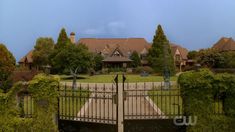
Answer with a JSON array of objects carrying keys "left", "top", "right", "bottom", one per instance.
[{"left": 70, "top": 32, "right": 76, "bottom": 44}]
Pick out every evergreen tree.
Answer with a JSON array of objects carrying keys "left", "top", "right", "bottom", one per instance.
[
  {"left": 147, "top": 25, "right": 175, "bottom": 75},
  {"left": 92, "top": 53, "right": 104, "bottom": 71},
  {"left": 130, "top": 51, "right": 141, "bottom": 68},
  {"left": 55, "top": 28, "right": 70, "bottom": 49}
]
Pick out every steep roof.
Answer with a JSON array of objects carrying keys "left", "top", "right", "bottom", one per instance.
[
  {"left": 170, "top": 43, "right": 189, "bottom": 60},
  {"left": 212, "top": 37, "right": 235, "bottom": 51},
  {"left": 19, "top": 50, "right": 33, "bottom": 63},
  {"left": 78, "top": 38, "right": 151, "bottom": 53}
]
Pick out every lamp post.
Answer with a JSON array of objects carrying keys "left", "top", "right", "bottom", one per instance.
[{"left": 163, "top": 42, "right": 170, "bottom": 90}]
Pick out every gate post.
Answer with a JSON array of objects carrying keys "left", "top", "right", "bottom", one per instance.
[{"left": 114, "top": 74, "right": 124, "bottom": 132}]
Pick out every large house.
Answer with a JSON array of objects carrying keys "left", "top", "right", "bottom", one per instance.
[
  {"left": 212, "top": 37, "right": 235, "bottom": 52},
  {"left": 18, "top": 50, "right": 34, "bottom": 70},
  {"left": 19, "top": 32, "right": 189, "bottom": 71},
  {"left": 78, "top": 38, "right": 151, "bottom": 69}
]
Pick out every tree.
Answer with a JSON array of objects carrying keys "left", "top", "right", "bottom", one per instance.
[
  {"left": 147, "top": 25, "right": 175, "bottom": 75},
  {"left": 32, "top": 37, "right": 55, "bottom": 68},
  {"left": 220, "top": 51, "right": 235, "bottom": 68},
  {"left": 130, "top": 51, "right": 141, "bottom": 68},
  {"left": 0, "top": 44, "right": 16, "bottom": 93},
  {"left": 187, "top": 50, "right": 198, "bottom": 60},
  {"left": 50, "top": 28, "right": 71, "bottom": 73},
  {"left": 197, "top": 48, "right": 224, "bottom": 68},
  {"left": 55, "top": 28, "right": 70, "bottom": 49},
  {"left": 51, "top": 43, "right": 92, "bottom": 88},
  {"left": 92, "top": 53, "right": 104, "bottom": 71}
]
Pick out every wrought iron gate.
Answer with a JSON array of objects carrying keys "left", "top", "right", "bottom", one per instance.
[{"left": 57, "top": 74, "right": 184, "bottom": 132}]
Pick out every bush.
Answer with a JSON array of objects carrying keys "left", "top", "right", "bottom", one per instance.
[
  {"left": 0, "top": 74, "right": 60, "bottom": 131},
  {"left": 133, "top": 66, "right": 154, "bottom": 74},
  {"left": 178, "top": 69, "right": 235, "bottom": 131}
]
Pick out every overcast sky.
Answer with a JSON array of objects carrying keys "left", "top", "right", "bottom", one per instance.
[{"left": 1, "top": 0, "right": 235, "bottom": 61}]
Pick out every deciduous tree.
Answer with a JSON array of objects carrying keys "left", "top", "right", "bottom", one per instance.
[
  {"left": 51, "top": 43, "right": 92, "bottom": 88},
  {"left": 0, "top": 44, "right": 16, "bottom": 93},
  {"left": 32, "top": 37, "right": 54, "bottom": 68}
]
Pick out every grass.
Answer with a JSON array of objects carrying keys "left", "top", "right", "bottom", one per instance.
[
  {"left": 148, "top": 88, "right": 224, "bottom": 117},
  {"left": 59, "top": 89, "right": 90, "bottom": 118},
  {"left": 60, "top": 74, "right": 178, "bottom": 83},
  {"left": 148, "top": 87, "right": 183, "bottom": 117},
  {"left": 23, "top": 89, "right": 90, "bottom": 118}
]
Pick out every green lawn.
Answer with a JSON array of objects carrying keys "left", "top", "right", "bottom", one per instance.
[
  {"left": 148, "top": 87, "right": 183, "bottom": 117},
  {"left": 61, "top": 74, "right": 177, "bottom": 83},
  {"left": 59, "top": 89, "right": 90, "bottom": 118},
  {"left": 148, "top": 88, "right": 224, "bottom": 117},
  {"left": 23, "top": 89, "right": 90, "bottom": 118}
]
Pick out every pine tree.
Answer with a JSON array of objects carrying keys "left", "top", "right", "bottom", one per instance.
[
  {"left": 55, "top": 28, "right": 70, "bottom": 49},
  {"left": 147, "top": 25, "right": 175, "bottom": 75}
]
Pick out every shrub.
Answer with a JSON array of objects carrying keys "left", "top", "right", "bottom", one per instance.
[
  {"left": 178, "top": 69, "right": 235, "bottom": 131},
  {"left": 133, "top": 66, "right": 154, "bottom": 74}
]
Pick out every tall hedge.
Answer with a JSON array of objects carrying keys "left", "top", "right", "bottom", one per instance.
[
  {"left": 0, "top": 74, "right": 60, "bottom": 131},
  {"left": 178, "top": 69, "right": 235, "bottom": 131}
]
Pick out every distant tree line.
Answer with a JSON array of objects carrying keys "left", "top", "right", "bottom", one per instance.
[{"left": 188, "top": 49, "right": 235, "bottom": 69}]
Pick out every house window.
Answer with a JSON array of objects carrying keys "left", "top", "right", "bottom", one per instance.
[
  {"left": 175, "top": 55, "right": 181, "bottom": 61},
  {"left": 113, "top": 51, "right": 121, "bottom": 57},
  {"left": 141, "top": 54, "right": 147, "bottom": 60}
]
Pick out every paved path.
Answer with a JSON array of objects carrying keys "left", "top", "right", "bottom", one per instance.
[{"left": 61, "top": 82, "right": 175, "bottom": 124}]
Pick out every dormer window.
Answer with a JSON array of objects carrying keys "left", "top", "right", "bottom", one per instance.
[{"left": 113, "top": 51, "right": 121, "bottom": 57}]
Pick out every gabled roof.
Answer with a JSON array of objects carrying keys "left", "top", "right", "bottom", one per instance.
[
  {"left": 171, "top": 43, "right": 188, "bottom": 60},
  {"left": 78, "top": 38, "right": 151, "bottom": 53},
  {"left": 19, "top": 50, "right": 33, "bottom": 63},
  {"left": 212, "top": 37, "right": 235, "bottom": 51}
]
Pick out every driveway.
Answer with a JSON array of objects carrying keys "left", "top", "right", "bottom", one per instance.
[{"left": 62, "top": 82, "right": 175, "bottom": 124}]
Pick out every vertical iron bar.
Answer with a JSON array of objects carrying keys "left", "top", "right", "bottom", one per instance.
[
  {"left": 178, "top": 85, "right": 180, "bottom": 115},
  {"left": 161, "top": 82, "right": 162, "bottom": 117},
  {"left": 108, "top": 85, "right": 110, "bottom": 123},
  {"left": 88, "top": 84, "right": 90, "bottom": 122},
  {"left": 111, "top": 84, "right": 114, "bottom": 123},
  {"left": 127, "top": 82, "right": 129, "bottom": 117},
  {"left": 152, "top": 82, "right": 155, "bottom": 118},
  {"left": 57, "top": 84, "right": 60, "bottom": 121},
  {"left": 79, "top": 83, "right": 82, "bottom": 121},
  {"left": 72, "top": 85, "right": 74, "bottom": 119},
  {"left": 136, "top": 83, "right": 138, "bottom": 119},
  {"left": 116, "top": 74, "right": 119, "bottom": 132},
  {"left": 65, "top": 84, "right": 67, "bottom": 120},
  {"left": 95, "top": 84, "right": 97, "bottom": 121},
  {"left": 103, "top": 84, "right": 106, "bottom": 123},
  {"left": 69, "top": 86, "right": 71, "bottom": 120},
  {"left": 76, "top": 85, "right": 78, "bottom": 120},
  {"left": 122, "top": 74, "right": 125, "bottom": 122}
]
